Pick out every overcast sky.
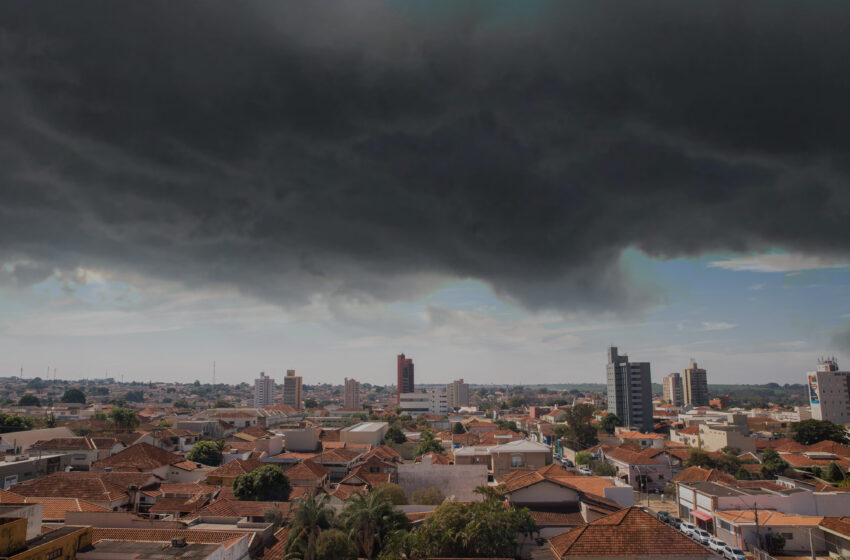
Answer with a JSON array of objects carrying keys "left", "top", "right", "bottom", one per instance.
[{"left": 1, "top": 1, "right": 849, "bottom": 386}]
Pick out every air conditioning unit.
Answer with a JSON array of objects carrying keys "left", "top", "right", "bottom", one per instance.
[{"left": 171, "top": 538, "right": 187, "bottom": 548}]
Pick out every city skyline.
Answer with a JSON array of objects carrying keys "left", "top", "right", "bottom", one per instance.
[{"left": 1, "top": 2, "right": 849, "bottom": 385}]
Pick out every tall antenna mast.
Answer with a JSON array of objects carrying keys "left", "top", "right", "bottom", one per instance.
[{"left": 213, "top": 361, "right": 216, "bottom": 386}]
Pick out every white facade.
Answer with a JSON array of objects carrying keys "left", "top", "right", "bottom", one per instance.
[
  {"left": 446, "top": 379, "right": 470, "bottom": 409},
  {"left": 808, "top": 358, "right": 850, "bottom": 424},
  {"left": 399, "top": 389, "right": 448, "bottom": 416},
  {"left": 253, "top": 372, "right": 274, "bottom": 408}
]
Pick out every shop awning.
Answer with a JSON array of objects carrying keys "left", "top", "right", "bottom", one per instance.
[{"left": 692, "top": 510, "right": 713, "bottom": 522}]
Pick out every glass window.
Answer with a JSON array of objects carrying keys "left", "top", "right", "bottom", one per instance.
[{"left": 511, "top": 455, "right": 523, "bottom": 468}]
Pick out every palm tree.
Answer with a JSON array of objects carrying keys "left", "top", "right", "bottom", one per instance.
[
  {"left": 285, "top": 495, "right": 335, "bottom": 560},
  {"left": 340, "top": 488, "right": 410, "bottom": 559}
]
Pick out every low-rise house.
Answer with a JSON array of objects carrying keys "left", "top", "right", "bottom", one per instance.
[
  {"left": 9, "top": 471, "right": 158, "bottom": 510},
  {"left": 0, "top": 515, "right": 92, "bottom": 560},
  {"left": 284, "top": 459, "right": 330, "bottom": 488},
  {"left": 307, "top": 448, "right": 363, "bottom": 481},
  {"left": 714, "top": 509, "right": 824, "bottom": 553},
  {"left": 29, "top": 437, "right": 99, "bottom": 470},
  {"left": 820, "top": 516, "right": 850, "bottom": 558},
  {"left": 0, "top": 453, "right": 71, "bottom": 489},
  {"left": 0, "top": 427, "right": 75, "bottom": 454},
  {"left": 600, "top": 447, "right": 672, "bottom": 491},
  {"left": 204, "top": 458, "right": 264, "bottom": 486},
  {"left": 548, "top": 507, "right": 717, "bottom": 560},
  {"left": 91, "top": 442, "right": 209, "bottom": 482}
]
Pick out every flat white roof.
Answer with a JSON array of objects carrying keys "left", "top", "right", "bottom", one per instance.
[{"left": 344, "top": 422, "right": 388, "bottom": 433}]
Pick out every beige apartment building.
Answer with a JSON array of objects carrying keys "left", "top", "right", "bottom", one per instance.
[
  {"left": 343, "top": 377, "right": 360, "bottom": 409},
  {"left": 283, "top": 369, "right": 303, "bottom": 410},
  {"left": 663, "top": 372, "right": 684, "bottom": 406}
]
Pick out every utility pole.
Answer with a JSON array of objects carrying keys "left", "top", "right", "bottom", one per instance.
[
  {"left": 808, "top": 527, "right": 815, "bottom": 560},
  {"left": 753, "top": 502, "right": 761, "bottom": 551}
]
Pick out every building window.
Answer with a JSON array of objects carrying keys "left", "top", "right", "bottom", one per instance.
[
  {"left": 511, "top": 455, "right": 523, "bottom": 468},
  {"left": 46, "top": 548, "right": 63, "bottom": 560}
]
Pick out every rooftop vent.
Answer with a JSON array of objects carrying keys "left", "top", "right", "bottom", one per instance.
[{"left": 171, "top": 537, "right": 187, "bottom": 548}]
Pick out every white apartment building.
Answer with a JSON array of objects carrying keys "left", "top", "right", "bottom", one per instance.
[
  {"left": 446, "top": 379, "right": 470, "bottom": 409},
  {"left": 253, "top": 372, "right": 274, "bottom": 407},
  {"left": 808, "top": 357, "right": 850, "bottom": 424},
  {"left": 399, "top": 389, "right": 448, "bottom": 416}
]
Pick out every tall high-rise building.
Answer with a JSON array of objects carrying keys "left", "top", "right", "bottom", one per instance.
[
  {"left": 397, "top": 354, "right": 414, "bottom": 403},
  {"left": 662, "top": 372, "right": 684, "bottom": 406},
  {"left": 283, "top": 369, "right": 303, "bottom": 410},
  {"left": 683, "top": 361, "right": 709, "bottom": 407},
  {"left": 606, "top": 346, "right": 653, "bottom": 432},
  {"left": 808, "top": 357, "right": 850, "bottom": 424},
  {"left": 344, "top": 377, "right": 360, "bottom": 409},
  {"left": 254, "top": 371, "right": 274, "bottom": 407},
  {"left": 446, "top": 379, "right": 470, "bottom": 409}
]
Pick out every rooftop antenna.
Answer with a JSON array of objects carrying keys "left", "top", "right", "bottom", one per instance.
[
  {"left": 20, "top": 366, "right": 23, "bottom": 379},
  {"left": 213, "top": 361, "right": 216, "bottom": 386}
]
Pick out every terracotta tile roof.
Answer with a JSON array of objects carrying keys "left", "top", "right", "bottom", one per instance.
[
  {"left": 617, "top": 431, "right": 665, "bottom": 440},
  {"left": 286, "top": 459, "right": 330, "bottom": 484},
  {"left": 206, "top": 458, "right": 265, "bottom": 478},
  {"left": 820, "top": 516, "right": 850, "bottom": 538},
  {"left": 91, "top": 437, "right": 122, "bottom": 449},
  {"left": 189, "top": 499, "right": 291, "bottom": 519},
  {"left": 172, "top": 460, "right": 204, "bottom": 471},
  {"left": 91, "top": 528, "right": 250, "bottom": 545},
  {"left": 781, "top": 454, "right": 850, "bottom": 468},
  {"left": 308, "top": 448, "right": 363, "bottom": 463},
  {"left": 0, "top": 493, "right": 109, "bottom": 520},
  {"left": 673, "top": 466, "right": 736, "bottom": 484},
  {"left": 10, "top": 472, "right": 130, "bottom": 503},
  {"left": 363, "top": 445, "right": 401, "bottom": 461},
  {"left": 807, "top": 440, "right": 850, "bottom": 457},
  {"left": 91, "top": 442, "right": 185, "bottom": 471},
  {"left": 289, "top": 486, "right": 318, "bottom": 500},
  {"left": 604, "top": 447, "right": 662, "bottom": 466},
  {"left": 257, "top": 527, "right": 290, "bottom": 560},
  {"left": 148, "top": 482, "right": 219, "bottom": 497},
  {"left": 549, "top": 507, "right": 709, "bottom": 558},
  {"left": 148, "top": 495, "right": 210, "bottom": 514},
  {"left": 716, "top": 509, "right": 824, "bottom": 527},
  {"left": 327, "top": 483, "right": 366, "bottom": 501},
  {"left": 30, "top": 437, "right": 95, "bottom": 451},
  {"left": 676, "top": 426, "right": 700, "bottom": 435},
  {"left": 269, "top": 451, "right": 317, "bottom": 461},
  {"left": 415, "top": 452, "right": 452, "bottom": 465},
  {"left": 529, "top": 510, "right": 586, "bottom": 526}
]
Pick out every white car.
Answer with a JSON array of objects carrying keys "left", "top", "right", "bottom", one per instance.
[
  {"left": 707, "top": 538, "right": 727, "bottom": 553},
  {"left": 691, "top": 529, "right": 712, "bottom": 545},
  {"left": 578, "top": 467, "right": 592, "bottom": 475},
  {"left": 722, "top": 545, "right": 746, "bottom": 560},
  {"left": 678, "top": 522, "right": 697, "bottom": 536}
]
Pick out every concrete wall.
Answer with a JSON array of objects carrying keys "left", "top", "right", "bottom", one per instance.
[
  {"left": 282, "top": 427, "right": 320, "bottom": 452},
  {"left": 491, "top": 451, "right": 550, "bottom": 478},
  {"left": 397, "top": 463, "right": 488, "bottom": 502}
]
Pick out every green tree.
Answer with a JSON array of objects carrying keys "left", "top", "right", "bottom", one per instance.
[
  {"left": 734, "top": 467, "right": 751, "bottom": 480},
  {"left": 187, "top": 440, "right": 223, "bottom": 466},
  {"left": 213, "top": 398, "right": 233, "bottom": 408},
  {"left": 396, "top": 490, "right": 536, "bottom": 559},
  {"left": 124, "top": 390, "right": 144, "bottom": 402},
  {"left": 715, "top": 452, "right": 741, "bottom": 475},
  {"left": 384, "top": 424, "right": 406, "bottom": 444},
  {"left": 575, "top": 451, "right": 592, "bottom": 465},
  {"left": 764, "top": 533, "right": 786, "bottom": 556},
  {"left": 599, "top": 413, "right": 623, "bottom": 435},
  {"left": 760, "top": 448, "right": 790, "bottom": 479},
  {"left": 61, "top": 388, "right": 86, "bottom": 404},
  {"left": 44, "top": 413, "right": 57, "bottom": 428},
  {"left": 18, "top": 394, "right": 41, "bottom": 406},
  {"left": 264, "top": 507, "right": 285, "bottom": 529},
  {"left": 380, "top": 483, "right": 408, "bottom": 505},
  {"left": 173, "top": 399, "right": 193, "bottom": 409},
  {"left": 0, "top": 413, "right": 33, "bottom": 433},
  {"left": 591, "top": 459, "right": 616, "bottom": 476},
  {"left": 411, "top": 485, "right": 445, "bottom": 505},
  {"left": 791, "top": 419, "right": 850, "bottom": 445},
  {"left": 304, "top": 398, "right": 318, "bottom": 409},
  {"left": 827, "top": 461, "right": 846, "bottom": 484},
  {"left": 233, "top": 465, "right": 291, "bottom": 501},
  {"left": 451, "top": 422, "right": 466, "bottom": 434},
  {"left": 341, "top": 488, "right": 411, "bottom": 559},
  {"left": 685, "top": 449, "right": 717, "bottom": 469},
  {"left": 109, "top": 407, "right": 139, "bottom": 433},
  {"left": 495, "top": 419, "right": 519, "bottom": 432},
  {"left": 316, "top": 528, "right": 357, "bottom": 560},
  {"left": 285, "top": 495, "right": 335, "bottom": 560},
  {"left": 414, "top": 430, "right": 444, "bottom": 456},
  {"left": 555, "top": 404, "right": 598, "bottom": 450}
]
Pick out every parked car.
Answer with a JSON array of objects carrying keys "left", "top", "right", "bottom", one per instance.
[
  {"left": 708, "top": 538, "right": 727, "bottom": 553},
  {"left": 656, "top": 511, "right": 670, "bottom": 523},
  {"left": 722, "top": 545, "right": 746, "bottom": 560},
  {"left": 668, "top": 516, "right": 683, "bottom": 530},
  {"left": 578, "top": 467, "right": 592, "bottom": 475},
  {"left": 691, "top": 529, "right": 712, "bottom": 545},
  {"left": 560, "top": 458, "right": 574, "bottom": 467},
  {"left": 678, "top": 522, "right": 697, "bottom": 536}
]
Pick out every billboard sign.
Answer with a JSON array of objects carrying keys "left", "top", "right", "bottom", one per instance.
[{"left": 808, "top": 374, "right": 820, "bottom": 405}]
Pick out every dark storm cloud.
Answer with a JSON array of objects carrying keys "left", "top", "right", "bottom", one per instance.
[{"left": 1, "top": 1, "right": 850, "bottom": 312}]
